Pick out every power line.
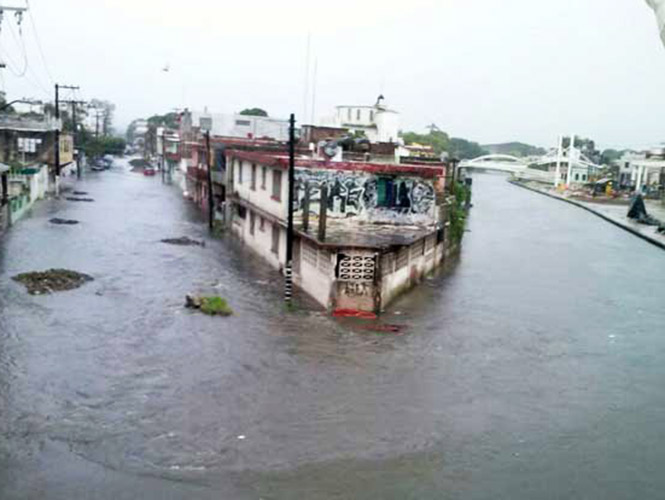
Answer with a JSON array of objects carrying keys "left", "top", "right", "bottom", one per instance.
[{"left": 24, "top": 0, "right": 53, "bottom": 85}]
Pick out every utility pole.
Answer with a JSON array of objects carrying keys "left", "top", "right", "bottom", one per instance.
[
  {"left": 54, "top": 84, "right": 60, "bottom": 193},
  {"left": 566, "top": 134, "right": 575, "bottom": 189},
  {"left": 53, "top": 84, "right": 80, "bottom": 191},
  {"left": 285, "top": 113, "right": 296, "bottom": 306},
  {"left": 62, "top": 98, "right": 86, "bottom": 179},
  {"left": 554, "top": 135, "right": 563, "bottom": 188},
  {"left": 204, "top": 130, "right": 214, "bottom": 231}
]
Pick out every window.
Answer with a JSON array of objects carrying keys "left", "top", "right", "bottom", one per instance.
[
  {"left": 370, "top": 110, "right": 374, "bottom": 122},
  {"left": 251, "top": 164, "right": 257, "bottom": 190},
  {"left": 259, "top": 216, "right": 265, "bottom": 232},
  {"left": 238, "top": 161, "right": 243, "bottom": 184},
  {"left": 249, "top": 211, "right": 255, "bottom": 235},
  {"left": 574, "top": 173, "right": 579, "bottom": 181},
  {"left": 235, "top": 119, "right": 251, "bottom": 127},
  {"left": 271, "top": 224, "right": 280, "bottom": 254},
  {"left": 261, "top": 166, "right": 267, "bottom": 189},
  {"left": 347, "top": 108, "right": 351, "bottom": 121},
  {"left": 376, "top": 177, "right": 410, "bottom": 208},
  {"left": 356, "top": 109, "right": 361, "bottom": 121},
  {"left": 235, "top": 203, "right": 246, "bottom": 219},
  {"left": 272, "top": 170, "right": 282, "bottom": 201}
]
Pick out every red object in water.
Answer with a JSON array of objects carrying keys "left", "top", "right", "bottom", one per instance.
[
  {"left": 332, "top": 309, "right": 378, "bottom": 319},
  {"left": 143, "top": 168, "right": 156, "bottom": 176}
]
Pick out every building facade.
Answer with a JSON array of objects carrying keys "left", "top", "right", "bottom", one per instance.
[{"left": 225, "top": 150, "right": 453, "bottom": 314}]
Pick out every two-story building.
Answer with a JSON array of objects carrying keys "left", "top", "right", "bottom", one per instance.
[{"left": 225, "top": 150, "right": 452, "bottom": 314}]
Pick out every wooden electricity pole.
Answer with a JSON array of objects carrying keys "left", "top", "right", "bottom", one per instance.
[{"left": 285, "top": 113, "right": 296, "bottom": 305}]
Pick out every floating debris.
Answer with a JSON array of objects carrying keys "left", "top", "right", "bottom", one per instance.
[
  {"left": 12, "top": 269, "right": 94, "bottom": 295},
  {"left": 73, "top": 191, "right": 88, "bottom": 195},
  {"left": 161, "top": 236, "right": 205, "bottom": 247},
  {"left": 358, "top": 324, "right": 406, "bottom": 334},
  {"left": 185, "top": 294, "right": 233, "bottom": 316},
  {"left": 66, "top": 197, "right": 94, "bottom": 202},
  {"left": 49, "top": 218, "right": 79, "bottom": 225}
]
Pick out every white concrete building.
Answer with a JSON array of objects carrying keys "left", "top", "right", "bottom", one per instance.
[
  {"left": 320, "top": 98, "right": 400, "bottom": 144},
  {"left": 182, "top": 110, "right": 290, "bottom": 142}
]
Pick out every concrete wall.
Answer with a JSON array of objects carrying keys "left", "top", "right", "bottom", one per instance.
[
  {"left": 232, "top": 159, "right": 288, "bottom": 220},
  {"left": 230, "top": 206, "right": 287, "bottom": 270},
  {"left": 379, "top": 234, "right": 443, "bottom": 309}
]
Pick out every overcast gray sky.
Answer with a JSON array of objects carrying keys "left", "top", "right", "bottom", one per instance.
[{"left": 1, "top": 0, "right": 664, "bottom": 150}]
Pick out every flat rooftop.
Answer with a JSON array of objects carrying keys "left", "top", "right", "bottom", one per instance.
[{"left": 297, "top": 219, "right": 437, "bottom": 250}]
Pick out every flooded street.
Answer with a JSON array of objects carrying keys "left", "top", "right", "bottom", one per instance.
[{"left": 1, "top": 163, "right": 665, "bottom": 499}]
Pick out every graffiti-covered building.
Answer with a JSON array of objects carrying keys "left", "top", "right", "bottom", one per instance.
[{"left": 225, "top": 150, "right": 453, "bottom": 314}]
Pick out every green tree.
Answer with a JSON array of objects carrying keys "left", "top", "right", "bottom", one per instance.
[
  {"left": 400, "top": 129, "right": 450, "bottom": 155},
  {"left": 600, "top": 149, "right": 624, "bottom": 165},
  {"left": 147, "top": 112, "right": 180, "bottom": 129},
  {"left": 239, "top": 108, "right": 268, "bottom": 117}
]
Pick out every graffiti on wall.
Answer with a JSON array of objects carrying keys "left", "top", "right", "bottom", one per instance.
[{"left": 294, "top": 169, "right": 435, "bottom": 225}]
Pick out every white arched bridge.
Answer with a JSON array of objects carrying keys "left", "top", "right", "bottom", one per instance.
[{"left": 459, "top": 154, "right": 555, "bottom": 182}]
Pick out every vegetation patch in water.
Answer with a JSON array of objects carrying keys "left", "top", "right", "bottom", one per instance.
[
  {"left": 13, "top": 269, "right": 94, "bottom": 295},
  {"left": 185, "top": 294, "right": 233, "bottom": 316}
]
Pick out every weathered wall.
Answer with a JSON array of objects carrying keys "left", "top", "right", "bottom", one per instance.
[
  {"left": 294, "top": 168, "right": 437, "bottom": 225},
  {"left": 379, "top": 235, "right": 443, "bottom": 309},
  {"left": 331, "top": 250, "right": 380, "bottom": 312}
]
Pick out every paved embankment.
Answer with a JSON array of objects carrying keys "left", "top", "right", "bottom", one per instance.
[{"left": 510, "top": 180, "right": 665, "bottom": 250}]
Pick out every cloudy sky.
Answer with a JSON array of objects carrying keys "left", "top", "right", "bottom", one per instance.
[{"left": 1, "top": 0, "right": 664, "bottom": 150}]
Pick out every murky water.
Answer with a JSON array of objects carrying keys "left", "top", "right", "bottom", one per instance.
[{"left": 1, "top": 164, "right": 664, "bottom": 499}]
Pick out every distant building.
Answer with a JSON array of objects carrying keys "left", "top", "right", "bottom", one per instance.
[
  {"left": 180, "top": 109, "right": 290, "bottom": 142},
  {"left": 320, "top": 96, "right": 400, "bottom": 144}
]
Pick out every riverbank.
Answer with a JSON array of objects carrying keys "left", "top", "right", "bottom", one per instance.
[{"left": 510, "top": 180, "right": 665, "bottom": 250}]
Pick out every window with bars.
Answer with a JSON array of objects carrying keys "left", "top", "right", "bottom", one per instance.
[
  {"left": 318, "top": 250, "right": 332, "bottom": 275},
  {"left": 251, "top": 164, "right": 257, "bottom": 190},
  {"left": 261, "top": 166, "right": 267, "bottom": 189},
  {"left": 381, "top": 253, "right": 395, "bottom": 277},
  {"left": 396, "top": 247, "right": 409, "bottom": 270},
  {"left": 412, "top": 239, "right": 425, "bottom": 258},
  {"left": 272, "top": 170, "right": 282, "bottom": 201},
  {"left": 302, "top": 242, "right": 318, "bottom": 267}
]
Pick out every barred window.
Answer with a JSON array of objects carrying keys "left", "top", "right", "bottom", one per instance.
[
  {"left": 381, "top": 253, "right": 395, "bottom": 277},
  {"left": 302, "top": 241, "right": 318, "bottom": 267},
  {"left": 318, "top": 250, "right": 332, "bottom": 275},
  {"left": 396, "top": 247, "right": 409, "bottom": 270}
]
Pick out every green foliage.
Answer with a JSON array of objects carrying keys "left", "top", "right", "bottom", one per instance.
[
  {"left": 400, "top": 129, "right": 488, "bottom": 159},
  {"left": 146, "top": 112, "right": 180, "bottom": 129},
  {"left": 450, "top": 182, "right": 470, "bottom": 244},
  {"left": 239, "top": 108, "right": 268, "bottom": 117},
  {"left": 80, "top": 130, "right": 126, "bottom": 157},
  {"left": 448, "top": 137, "right": 488, "bottom": 160},
  {"left": 400, "top": 130, "right": 450, "bottom": 155},
  {"left": 600, "top": 148, "right": 624, "bottom": 165},
  {"left": 199, "top": 296, "right": 233, "bottom": 316}
]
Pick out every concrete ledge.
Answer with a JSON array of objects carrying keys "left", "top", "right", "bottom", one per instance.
[{"left": 509, "top": 180, "right": 665, "bottom": 251}]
